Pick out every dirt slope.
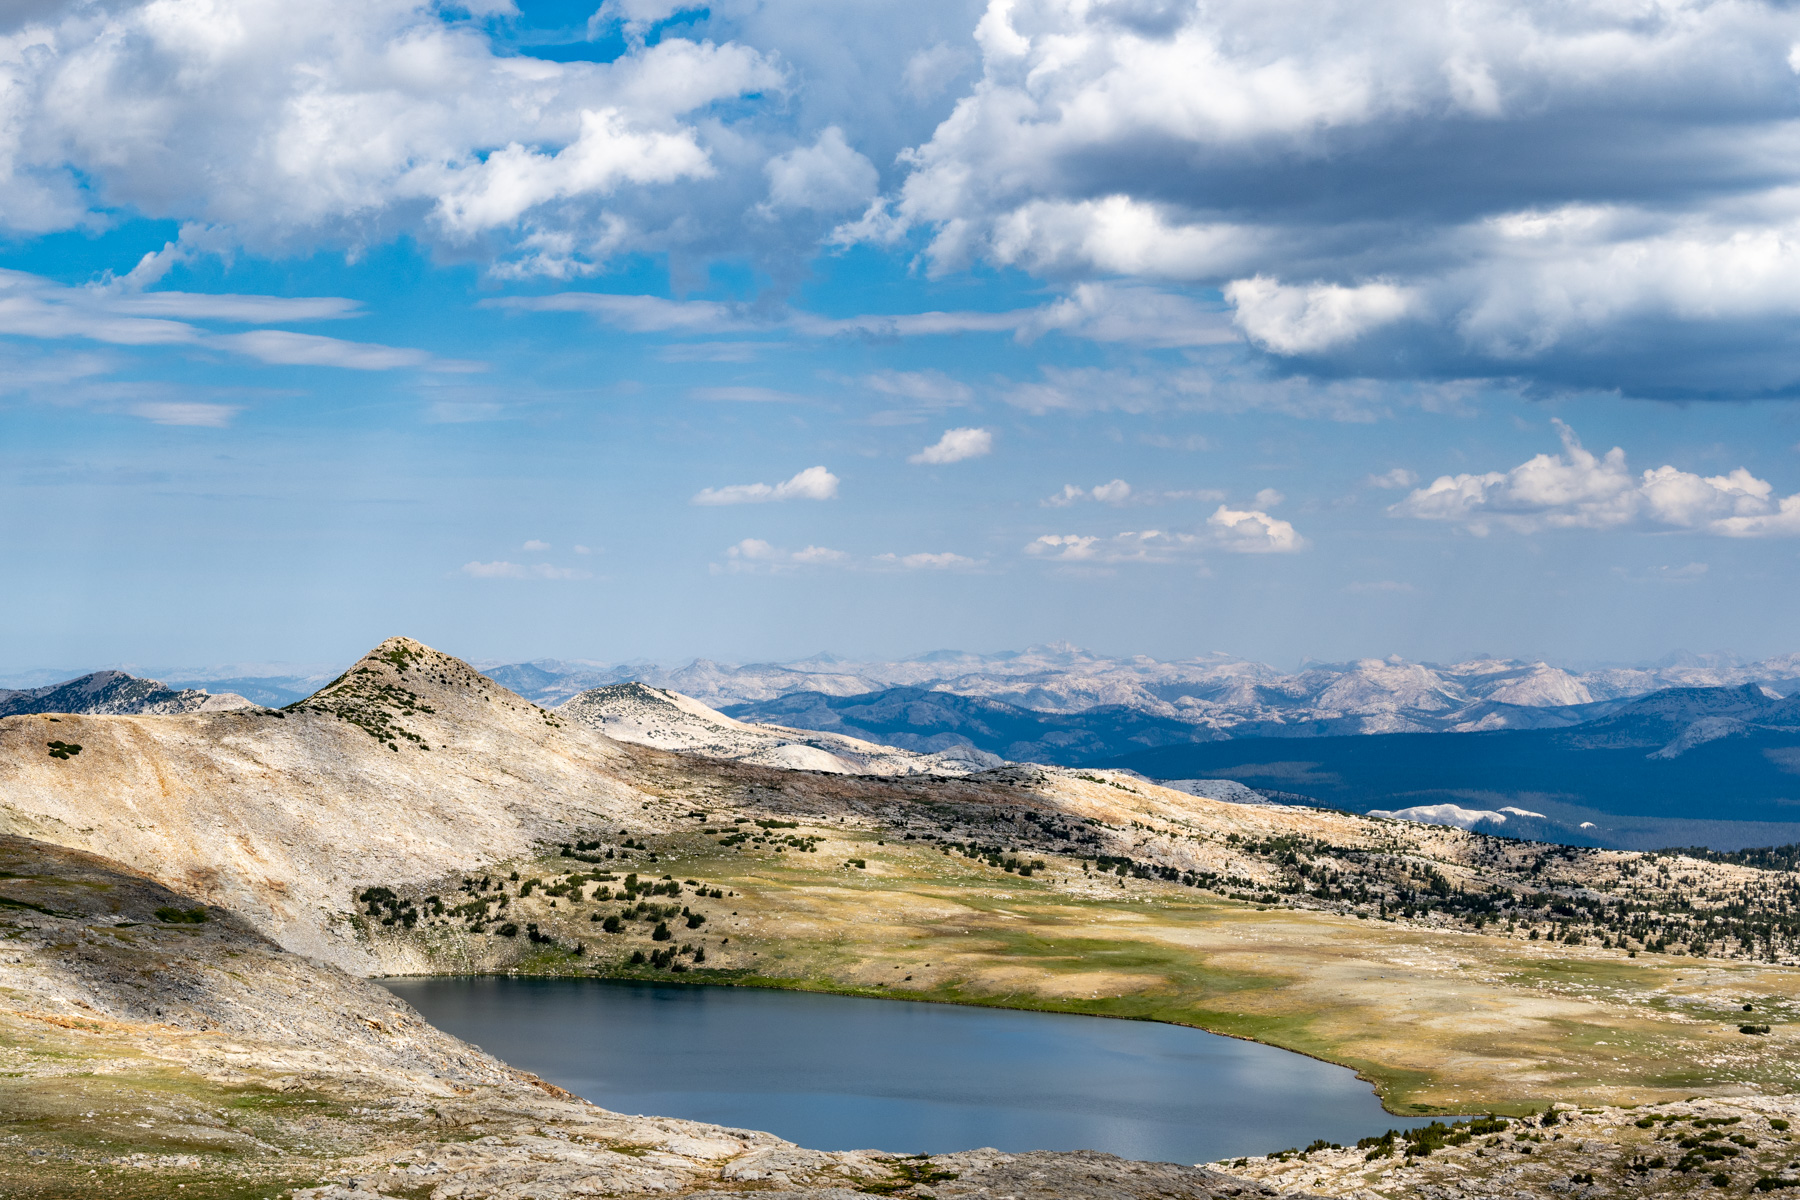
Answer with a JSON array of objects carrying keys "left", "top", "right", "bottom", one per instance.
[{"left": 0, "top": 638, "right": 654, "bottom": 972}]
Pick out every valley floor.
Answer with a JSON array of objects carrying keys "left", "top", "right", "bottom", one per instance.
[{"left": 367, "top": 811, "right": 1800, "bottom": 1118}]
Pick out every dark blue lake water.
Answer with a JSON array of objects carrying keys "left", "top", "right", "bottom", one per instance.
[{"left": 384, "top": 977, "right": 1436, "bottom": 1164}]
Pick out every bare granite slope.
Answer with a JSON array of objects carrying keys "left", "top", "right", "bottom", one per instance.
[
  {"left": 557, "top": 680, "right": 1003, "bottom": 775},
  {"left": 0, "top": 638, "right": 656, "bottom": 973}
]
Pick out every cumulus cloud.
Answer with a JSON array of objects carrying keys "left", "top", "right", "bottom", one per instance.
[
  {"left": 1045, "top": 480, "right": 1131, "bottom": 507},
  {"left": 461, "top": 561, "right": 591, "bottom": 580},
  {"left": 840, "top": 0, "right": 1800, "bottom": 396},
  {"left": 762, "top": 127, "right": 879, "bottom": 214},
  {"left": 1225, "top": 278, "right": 1417, "bottom": 355},
  {"left": 910, "top": 428, "right": 992, "bottom": 464},
  {"left": 1027, "top": 506, "right": 1304, "bottom": 562},
  {"left": 717, "top": 538, "right": 849, "bottom": 571},
  {"left": 693, "top": 465, "right": 840, "bottom": 505},
  {"left": 0, "top": 0, "right": 781, "bottom": 273},
  {"left": 1391, "top": 421, "right": 1800, "bottom": 536},
  {"left": 1206, "top": 506, "right": 1306, "bottom": 553}
]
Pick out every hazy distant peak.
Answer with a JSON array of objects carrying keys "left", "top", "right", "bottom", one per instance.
[{"left": 0, "top": 670, "right": 253, "bottom": 719}]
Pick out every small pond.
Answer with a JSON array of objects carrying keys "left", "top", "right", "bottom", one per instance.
[{"left": 382, "top": 977, "right": 1436, "bottom": 1165}]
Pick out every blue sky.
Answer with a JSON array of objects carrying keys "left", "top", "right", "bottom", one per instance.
[{"left": 5, "top": 0, "right": 1800, "bottom": 671}]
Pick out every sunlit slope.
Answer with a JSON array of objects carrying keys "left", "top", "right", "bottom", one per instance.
[{"left": 0, "top": 637, "right": 653, "bottom": 971}]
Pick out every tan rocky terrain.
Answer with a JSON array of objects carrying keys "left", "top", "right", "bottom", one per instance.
[
  {"left": 1219, "top": 1098, "right": 1800, "bottom": 1199},
  {"left": 12, "top": 636, "right": 1800, "bottom": 1197},
  {"left": 556, "top": 681, "right": 1002, "bottom": 776}
]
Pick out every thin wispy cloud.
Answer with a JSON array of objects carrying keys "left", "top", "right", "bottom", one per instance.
[{"left": 460, "top": 561, "right": 592, "bottom": 580}]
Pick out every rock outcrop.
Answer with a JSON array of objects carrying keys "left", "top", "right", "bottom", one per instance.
[{"left": 558, "top": 680, "right": 1002, "bottom": 776}]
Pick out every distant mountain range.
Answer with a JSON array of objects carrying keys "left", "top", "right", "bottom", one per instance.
[
  {"left": 0, "top": 671, "right": 252, "bottom": 718},
  {"left": 31, "top": 645, "right": 1800, "bottom": 742},
  {"left": 1099, "top": 684, "right": 1800, "bottom": 851},
  {"left": 470, "top": 645, "right": 1800, "bottom": 742},
  {"left": 14, "top": 647, "right": 1800, "bottom": 851}
]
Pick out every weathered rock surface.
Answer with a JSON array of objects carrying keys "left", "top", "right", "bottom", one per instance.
[{"left": 558, "top": 681, "right": 1002, "bottom": 776}]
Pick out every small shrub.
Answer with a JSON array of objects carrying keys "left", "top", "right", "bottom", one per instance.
[
  {"left": 602, "top": 915, "right": 623, "bottom": 933},
  {"left": 629, "top": 949, "right": 646, "bottom": 964},
  {"left": 685, "top": 913, "right": 705, "bottom": 928},
  {"left": 45, "top": 740, "right": 83, "bottom": 760},
  {"left": 496, "top": 923, "right": 519, "bottom": 937},
  {"left": 652, "top": 921, "right": 672, "bottom": 942},
  {"left": 1741, "top": 1024, "right": 1772, "bottom": 1035},
  {"left": 1771, "top": 1120, "right": 1791, "bottom": 1132},
  {"left": 154, "top": 906, "right": 208, "bottom": 924}
]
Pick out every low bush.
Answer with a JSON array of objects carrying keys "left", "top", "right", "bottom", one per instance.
[{"left": 154, "top": 906, "right": 208, "bottom": 924}]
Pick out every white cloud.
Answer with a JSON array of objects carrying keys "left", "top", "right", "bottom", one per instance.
[
  {"left": 1025, "top": 530, "right": 1204, "bottom": 564},
  {"left": 833, "top": 0, "right": 1800, "bottom": 394},
  {"left": 1391, "top": 421, "right": 1800, "bottom": 537},
  {"left": 129, "top": 402, "right": 238, "bottom": 427},
  {"left": 0, "top": 3, "right": 783, "bottom": 273},
  {"left": 910, "top": 427, "right": 992, "bottom": 464},
  {"left": 215, "top": 330, "right": 447, "bottom": 372},
  {"left": 875, "top": 551, "right": 983, "bottom": 569},
  {"left": 762, "top": 127, "right": 879, "bottom": 214},
  {"left": 1206, "top": 505, "right": 1307, "bottom": 553},
  {"left": 1253, "top": 488, "right": 1285, "bottom": 509},
  {"left": 1368, "top": 468, "right": 1419, "bottom": 489},
  {"left": 861, "top": 370, "right": 973, "bottom": 407},
  {"left": 1045, "top": 480, "right": 1131, "bottom": 506},
  {"left": 522, "top": 539, "right": 550, "bottom": 551},
  {"left": 1225, "top": 277, "right": 1417, "bottom": 355},
  {"left": 902, "top": 42, "right": 975, "bottom": 102},
  {"left": 1046, "top": 480, "right": 1232, "bottom": 507},
  {"left": 717, "top": 538, "right": 849, "bottom": 572},
  {"left": 1091, "top": 479, "right": 1132, "bottom": 505},
  {"left": 0, "top": 267, "right": 462, "bottom": 371},
  {"left": 460, "top": 561, "right": 591, "bottom": 580},
  {"left": 693, "top": 465, "right": 840, "bottom": 505},
  {"left": 573, "top": 544, "right": 594, "bottom": 555},
  {"left": 495, "top": 285, "right": 1242, "bottom": 350}
]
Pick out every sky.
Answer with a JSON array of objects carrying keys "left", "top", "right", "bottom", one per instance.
[{"left": 5, "top": 0, "right": 1800, "bottom": 672}]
